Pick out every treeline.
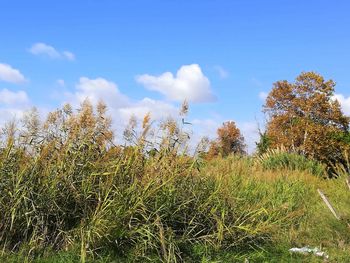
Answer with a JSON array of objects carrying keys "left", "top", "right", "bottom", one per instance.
[{"left": 207, "top": 72, "right": 350, "bottom": 175}]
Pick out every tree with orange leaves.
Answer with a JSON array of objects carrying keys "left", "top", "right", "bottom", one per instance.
[
  {"left": 263, "top": 72, "right": 350, "bottom": 164},
  {"left": 208, "top": 121, "right": 246, "bottom": 158}
]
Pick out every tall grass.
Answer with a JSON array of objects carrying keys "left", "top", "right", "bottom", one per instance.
[
  {"left": 255, "top": 147, "right": 327, "bottom": 177},
  {"left": 0, "top": 102, "right": 349, "bottom": 262}
]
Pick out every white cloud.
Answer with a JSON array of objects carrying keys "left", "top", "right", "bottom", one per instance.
[
  {"left": 63, "top": 77, "right": 178, "bottom": 145},
  {"left": 29, "top": 43, "right": 60, "bottom": 58},
  {"left": 214, "top": 65, "right": 229, "bottom": 79},
  {"left": 0, "top": 108, "right": 26, "bottom": 124},
  {"left": 136, "top": 64, "right": 215, "bottom": 103},
  {"left": 259, "top": 91, "right": 268, "bottom": 101},
  {"left": 0, "top": 89, "right": 29, "bottom": 105},
  {"left": 333, "top": 93, "right": 350, "bottom": 116},
  {"left": 66, "top": 77, "right": 129, "bottom": 108},
  {"left": 192, "top": 118, "right": 219, "bottom": 138},
  {"left": 29, "top": 43, "right": 75, "bottom": 61},
  {"left": 62, "top": 51, "right": 75, "bottom": 61},
  {"left": 65, "top": 77, "right": 177, "bottom": 125},
  {"left": 0, "top": 63, "right": 26, "bottom": 83},
  {"left": 0, "top": 89, "right": 31, "bottom": 126},
  {"left": 118, "top": 98, "right": 177, "bottom": 124},
  {"left": 237, "top": 121, "right": 259, "bottom": 154}
]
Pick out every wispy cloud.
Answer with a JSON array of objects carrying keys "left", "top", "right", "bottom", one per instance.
[
  {"left": 258, "top": 91, "right": 268, "bottom": 101},
  {"left": 214, "top": 65, "right": 229, "bottom": 79},
  {"left": 136, "top": 64, "right": 216, "bottom": 103},
  {"left": 0, "top": 63, "right": 26, "bottom": 84},
  {"left": 62, "top": 51, "right": 75, "bottom": 61},
  {"left": 56, "top": 79, "right": 66, "bottom": 87},
  {"left": 29, "top": 43, "right": 75, "bottom": 61}
]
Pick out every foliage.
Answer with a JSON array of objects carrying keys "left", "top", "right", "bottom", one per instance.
[
  {"left": 263, "top": 72, "right": 350, "bottom": 165},
  {"left": 207, "top": 121, "right": 246, "bottom": 158}
]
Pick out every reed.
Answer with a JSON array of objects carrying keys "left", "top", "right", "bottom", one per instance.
[{"left": 0, "top": 102, "right": 349, "bottom": 262}]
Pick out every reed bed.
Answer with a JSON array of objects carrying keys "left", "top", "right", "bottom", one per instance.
[{"left": 0, "top": 102, "right": 349, "bottom": 262}]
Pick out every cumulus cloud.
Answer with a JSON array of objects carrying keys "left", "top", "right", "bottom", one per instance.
[
  {"left": 136, "top": 64, "right": 215, "bottom": 103},
  {"left": 29, "top": 43, "right": 75, "bottom": 61},
  {"left": 0, "top": 65, "right": 29, "bottom": 124},
  {"left": 0, "top": 89, "right": 29, "bottom": 105},
  {"left": 66, "top": 77, "right": 129, "bottom": 108},
  {"left": 65, "top": 77, "right": 177, "bottom": 125},
  {"left": 62, "top": 76, "right": 179, "bottom": 146},
  {"left": 0, "top": 63, "right": 26, "bottom": 83},
  {"left": 333, "top": 93, "right": 350, "bottom": 116}
]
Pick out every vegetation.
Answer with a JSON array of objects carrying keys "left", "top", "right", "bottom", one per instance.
[
  {"left": 1, "top": 72, "right": 350, "bottom": 262},
  {"left": 207, "top": 121, "right": 246, "bottom": 159},
  {"left": 263, "top": 72, "right": 350, "bottom": 166}
]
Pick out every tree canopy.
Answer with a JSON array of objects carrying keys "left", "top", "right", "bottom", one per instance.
[
  {"left": 208, "top": 121, "right": 246, "bottom": 158},
  {"left": 263, "top": 72, "right": 350, "bottom": 164}
]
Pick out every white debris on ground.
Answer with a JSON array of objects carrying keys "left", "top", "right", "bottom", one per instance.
[{"left": 289, "top": 246, "right": 329, "bottom": 259}]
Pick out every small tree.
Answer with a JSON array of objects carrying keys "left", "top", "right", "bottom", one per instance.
[{"left": 208, "top": 121, "right": 246, "bottom": 158}]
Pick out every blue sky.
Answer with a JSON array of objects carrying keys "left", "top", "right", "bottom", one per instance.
[{"left": 1, "top": 0, "right": 350, "bottom": 152}]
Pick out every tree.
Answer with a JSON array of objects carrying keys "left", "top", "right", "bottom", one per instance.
[
  {"left": 208, "top": 121, "right": 246, "bottom": 158},
  {"left": 263, "top": 72, "right": 350, "bottom": 164}
]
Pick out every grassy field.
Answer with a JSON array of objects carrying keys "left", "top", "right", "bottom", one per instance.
[{"left": 0, "top": 104, "right": 349, "bottom": 262}]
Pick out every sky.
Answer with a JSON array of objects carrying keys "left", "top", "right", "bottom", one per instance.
[{"left": 1, "top": 0, "right": 350, "bottom": 152}]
